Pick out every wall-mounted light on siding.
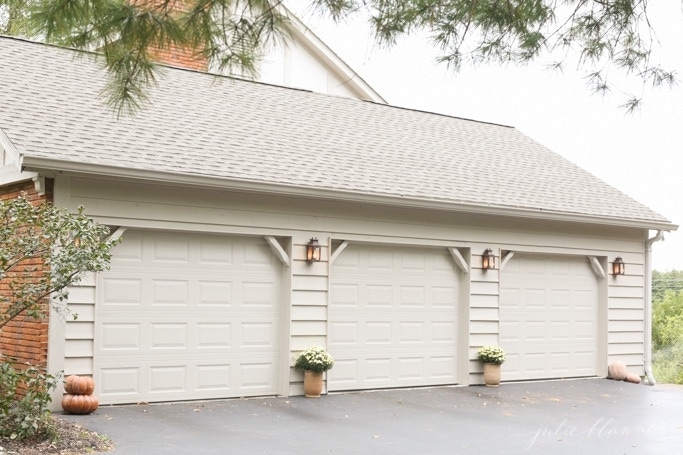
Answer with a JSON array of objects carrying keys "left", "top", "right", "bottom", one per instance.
[
  {"left": 306, "top": 238, "right": 321, "bottom": 263},
  {"left": 612, "top": 257, "right": 625, "bottom": 276},
  {"left": 482, "top": 248, "right": 496, "bottom": 270}
]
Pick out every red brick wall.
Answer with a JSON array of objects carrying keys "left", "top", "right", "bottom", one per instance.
[
  {"left": 138, "top": 0, "right": 209, "bottom": 71},
  {"left": 0, "top": 179, "right": 54, "bottom": 368},
  {"left": 149, "top": 44, "right": 209, "bottom": 72}
]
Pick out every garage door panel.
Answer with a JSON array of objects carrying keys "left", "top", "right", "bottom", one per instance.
[
  {"left": 197, "top": 323, "right": 231, "bottom": 347},
  {"left": 198, "top": 240, "right": 233, "bottom": 264},
  {"left": 150, "top": 323, "right": 188, "bottom": 349},
  {"left": 150, "top": 365, "right": 187, "bottom": 393},
  {"left": 102, "top": 277, "right": 143, "bottom": 305},
  {"left": 433, "top": 286, "right": 458, "bottom": 307},
  {"left": 501, "top": 255, "right": 599, "bottom": 381},
  {"left": 196, "top": 364, "right": 230, "bottom": 390},
  {"left": 329, "top": 244, "right": 460, "bottom": 391},
  {"left": 100, "top": 323, "right": 141, "bottom": 351},
  {"left": 398, "top": 321, "right": 425, "bottom": 343},
  {"left": 240, "top": 322, "right": 277, "bottom": 347},
  {"left": 400, "top": 286, "right": 426, "bottom": 306},
  {"left": 152, "top": 279, "right": 189, "bottom": 305},
  {"left": 153, "top": 239, "right": 190, "bottom": 263},
  {"left": 95, "top": 231, "right": 281, "bottom": 404},
  {"left": 110, "top": 233, "right": 143, "bottom": 262},
  {"left": 99, "top": 367, "right": 140, "bottom": 396},
  {"left": 98, "top": 355, "right": 279, "bottom": 400},
  {"left": 368, "top": 250, "right": 393, "bottom": 270},
  {"left": 399, "top": 358, "right": 424, "bottom": 380},
  {"left": 432, "top": 321, "right": 457, "bottom": 343},
  {"left": 198, "top": 281, "right": 232, "bottom": 305},
  {"left": 329, "top": 321, "right": 359, "bottom": 344},
  {"left": 366, "top": 321, "right": 392, "bottom": 344},
  {"left": 368, "top": 285, "right": 392, "bottom": 307}
]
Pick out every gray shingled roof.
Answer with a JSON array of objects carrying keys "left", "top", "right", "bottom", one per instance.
[{"left": 0, "top": 36, "right": 673, "bottom": 228}]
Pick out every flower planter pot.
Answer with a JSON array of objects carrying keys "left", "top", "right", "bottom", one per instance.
[
  {"left": 483, "top": 363, "right": 501, "bottom": 387},
  {"left": 303, "top": 370, "right": 324, "bottom": 397}
]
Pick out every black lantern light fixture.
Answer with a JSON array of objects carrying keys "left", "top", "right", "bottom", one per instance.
[
  {"left": 482, "top": 248, "right": 496, "bottom": 270},
  {"left": 612, "top": 257, "right": 625, "bottom": 276},
  {"left": 306, "top": 238, "right": 321, "bottom": 263}
]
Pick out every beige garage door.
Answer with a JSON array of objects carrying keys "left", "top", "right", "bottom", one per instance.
[
  {"left": 94, "top": 230, "right": 282, "bottom": 404},
  {"left": 500, "top": 254, "right": 600, "bottom": 381},
  {"left": 328, "top": 243, "right": 461, "bottom": 391}
]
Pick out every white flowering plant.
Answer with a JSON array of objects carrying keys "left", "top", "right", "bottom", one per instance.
[
  {"left": 477, "top": 346, "right": 506, "bottom": 365},
  {"left": 294, "top": 346, "right": 335, "bottom": 373}
]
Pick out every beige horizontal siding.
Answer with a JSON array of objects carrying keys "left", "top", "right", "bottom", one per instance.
[
  {"left": 64, "top": 339, "right": 93, "bottom": 357},
  {"left": 606, "top": 254, "right": 646, "bottom": 373},
  {"left": 65, "top": 321, "right": 94, "bottom": 340},
  {"left": 64, "top": 271, "right": 97, "bottom": 378},
  {"left": 469, "top": 266, "right": 500, "bottom": 384},
  {"left": 55, "top": 176, "right": 652, "bottom": 396}
]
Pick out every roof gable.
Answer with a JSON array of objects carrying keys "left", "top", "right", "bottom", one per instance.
[{"left": 0, "top": 36, "right": 673, "bottom": 229}]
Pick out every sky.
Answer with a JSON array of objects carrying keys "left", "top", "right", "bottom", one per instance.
[{"left": 286, "top": 1, "right": 683, "bottom": 271}]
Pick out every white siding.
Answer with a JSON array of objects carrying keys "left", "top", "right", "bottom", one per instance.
[
  {"left": 607, "top": 255, "right": 645, "bottom": 370},
  {"left": 468, "top": 259, "right": 500, "bottom": 383},
  {"left": 64, "top": 272, "right": 97, "bottom": 377},
  {"left": 288, "top": 236, "right": 329, "bottom": 395}
]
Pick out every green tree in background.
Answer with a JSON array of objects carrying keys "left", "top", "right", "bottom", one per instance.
[
  {"left": 651, "top": 271, "right": 683, "bottom": 384},
  {"left": 652, "top": 269, "right": 683, "bottom": 303},
  {"left": 0, "top": 0, "right": 677, "bottom": 115},
  {"left": 652, "top": 290, "right": 683, "bottom": 351}
]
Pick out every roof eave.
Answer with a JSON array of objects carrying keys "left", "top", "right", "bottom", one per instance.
[{"left": 22, "top": 157, "right": 677, "bottom": 232}]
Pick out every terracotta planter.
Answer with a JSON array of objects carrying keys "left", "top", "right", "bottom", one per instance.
[
  {"left": 303, "top": 370, "right": 324, "bottom": 397},
  {"left": 483, "top": 363, "right": 501, "bottom": 387}
]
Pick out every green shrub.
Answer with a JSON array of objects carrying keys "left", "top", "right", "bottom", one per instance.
[
  {"left": 653, "top": 343, "right": 683, "bottom": 385},
  {"left": 0, "top": 359, "right": 59, "bottom": 440},
  {"left": 652, "top": 290, "right": 683, "bottom": 351}
]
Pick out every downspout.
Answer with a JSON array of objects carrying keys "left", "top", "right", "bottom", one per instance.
[{"left": 643, "top": 230, "right": 665, "bottom": 385}]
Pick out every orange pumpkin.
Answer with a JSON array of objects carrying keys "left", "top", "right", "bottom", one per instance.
[
  {"left": 64, "top": 375, "right": 95, "bottom": 395},
  {"left": 61, "top": 393, "right": 99, "bottom": 414}
]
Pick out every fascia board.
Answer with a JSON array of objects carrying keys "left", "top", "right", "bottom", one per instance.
[
  {"left": 0, "top": 129, "right": 38, "bottom": 185},
  {"left": 21, "top": 156, "right": 678, "bottom": 232},
  {"left": 0, "top": 128, "right": 20, "bottom": 165},
  {"left": 282, "top": 8, "right": 387, "bottom": 104}
]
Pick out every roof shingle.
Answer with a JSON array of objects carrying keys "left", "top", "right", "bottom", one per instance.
[{"left": 0, "top": 36, "right": 672, "bottom": 228}]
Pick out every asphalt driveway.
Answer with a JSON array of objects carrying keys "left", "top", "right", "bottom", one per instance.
[{"left": 62, "top": 378, "right": 682, "bottom": 454}]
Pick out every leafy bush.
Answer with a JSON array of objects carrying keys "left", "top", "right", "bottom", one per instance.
[
  {"left": 1, "top": 194, "right": 118, "bottom": 330},
  {"left": 651, "top": 287, "right": 683, "bottom": 384},
  {"left": 294, "top": 346, "right": 334, "bottom": 373},
  {"left": 0, "top": 359, "right": 60, "bottom": 440},
  {"left": 653, "top": 343, "right": 683, "bottom": 385}
]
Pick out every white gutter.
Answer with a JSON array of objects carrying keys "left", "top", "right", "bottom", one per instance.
[{"left": 643, "top": 230, "right": 666, "bottom": 385}]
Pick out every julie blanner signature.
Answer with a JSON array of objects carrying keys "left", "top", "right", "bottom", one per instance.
[{"left": 519, "top": 418, "right": 665, "bottom": 450}]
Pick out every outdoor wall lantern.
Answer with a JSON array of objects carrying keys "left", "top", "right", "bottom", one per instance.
[
  {"left": 482, "top": 248, "right": 496, "bottom": 270},
  {"left": 612, "top": 257, "right": 626, "bottom": 276},
  {"left": 306, "top": 238, "right": 321, "bottom": 263}
]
